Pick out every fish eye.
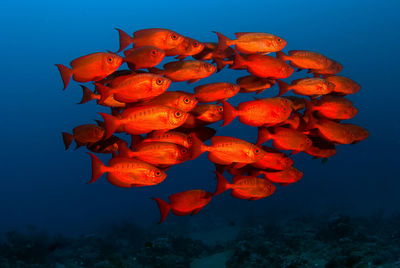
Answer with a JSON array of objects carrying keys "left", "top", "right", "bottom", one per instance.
[
  {"left": 187, "top": 136, "right": 193, "bottom": 144},
  {"left": 155, "top": 171, "right": 161, "bottom": 176},
  {"left": 184, "top": 97, "right": 190, "bottom": 104},
  {"left": 171, "top": 33, "right": 178, "bottom": 40},
  {"left": 151, "top": 50, "right": 157, "bottom": 56},
  {"left": 193, "top": 41, "right": 199, "bottom": 47},
  {"left": 282, "top": 107, "right": 287, "bottom": 112},
  {"left": 156, "top": 78, "right": 163, "bottom": 85},
  {"left": 254, "top": 148, "right": 260, "bottom": 154},
  {"left": 277, "top": 38, "right": 281, "bottom": 42},
  {"left": 218, "top": 106, "right": 223, "bottom": 112},
  {"left": 175, "top": 111, "right": 182, "bottom": 117},
  {"left": 181, "top": 148, "right": 187, "bottom": 154},
  {"left": 306, "top": 138, "right": 311, "bottom": 144},
  {"left": 107, "top": 57, "right": 113, "bottom": 63}
]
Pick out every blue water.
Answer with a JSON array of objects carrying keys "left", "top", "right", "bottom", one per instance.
[{"left": 1, "top": 0, "right": 399, "bottom": 240}]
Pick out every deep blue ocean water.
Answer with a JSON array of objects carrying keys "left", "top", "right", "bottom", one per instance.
[{"left": 1, "top": 1, "right": 399, "bottom": 263}]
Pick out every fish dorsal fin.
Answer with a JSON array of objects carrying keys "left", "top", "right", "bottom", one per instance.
[{"left": 234, "top": 32, "right": 249, "bottom": 38}]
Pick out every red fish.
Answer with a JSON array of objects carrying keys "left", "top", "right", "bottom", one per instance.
[
  {"left": 194, "top": 82, "right": 240, "bottom": 103},
  {"left": 231, "top": 51, "right": 294, "bottom": 79},
  {"left": 221, "top": 97, "right": 293, "bottom": 127},
  {"left": 325, "top": 75, "right": 361, "bottom": 95},
  {"left": 78, "top": 85, "right": 126, "bottom": 108},
  {"left": 96, "top": 73, "right": 171, "bottom": 104},
  {"left": 136, "top": 91, "right": 198, "bottom": 112},
  {"left": 56, "top": 52, "right": 123, "bottom": 90},
  {"left": 116, "top": 28, "right": 184, "bottom": 52},
  {"left": 87, "top": 136, "right": 127, "bottom": 155},
  {"left": 143, "top": 130, "right": 193, "bottom": 149},
  {"left": 309, "top": 59, "right": 343, "bottom": 76},
  {"left": 251, "top": 146, "right": 294, "bottom": 170},
  {"left": 341, "top": 124, "right": 369, "bottom": 144},
  {"left": 191, "top": 135, "right": 265, "bottom": 168},
  {"left": 257, "top": 127, "right": 312, "bottom": 154},
  {"left": 304, "top": 136, "right": 337, "bottom": 159},
  {"left": 276, "top": 50, "right": 332, "bottom": 71},
  {"left": 236, "top": 75, "right": 276, "bottom": 94},
  {"left": 310, "top": 95, "right": 358, "bottom": 120},
  {"left": 165, "top": 37, "right": 205, "bottom": 59},
  {"left": 214, "top": 172, "right": 276, "bottom": 200},
  {"left": 255, "top": 166, "right": 303, "bottom": 185},
  {"left": 150, "top": 60, "right": 216, "bottom": 83},
  {"left": 123, "top": 46, "right": 165, "bottom": 70},
  {"left": 190, "top": 104, "right": 224, "bottom": 123},
  {"left": 277, "top": 78, "right": 335, "bottom": 97},
  {"left": 214, "top": 32, "right": 287, "bottom": 55},
  {"left": 193, "top": 42, "right": 235, "bottom": 61},
  {"left": 174, "top": 127, "right": 216, "bottom": 142},
  {"left": 88, "top": 153, "right": 166, "bottom": 187},
  {"left": 152, "top": 190, "right": 212, "bottom": 223},
  {"left": 99, "top": 105, "right": 188, "bottom": 138},
  {"left": 62, "top": 124, "right": 105, "bottom": 150}
]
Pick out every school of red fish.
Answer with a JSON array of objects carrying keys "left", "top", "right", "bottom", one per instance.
[{"left": 57, "top": 28, "right": 368, "bottom": 223}]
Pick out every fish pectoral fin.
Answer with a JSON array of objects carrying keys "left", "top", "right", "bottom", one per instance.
[
  {"left": 171, "top": 209, "right": 192, "bottom": 216},
  {"left": 187, "top": 79, "right": 200, "bottom": 84},
  {"left": 248, "top": 197, "right": 263, "bottom": 201},
  {"left": 232, "top": 162, "right": 247, "bottom": 170},
  {"left": 191, "top": 207, "right": 204, "bottom": 216}
]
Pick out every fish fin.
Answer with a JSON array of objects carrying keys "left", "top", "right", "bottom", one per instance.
[
  {"left": 94, "top": 119, "right": 105, "bottom": 128},
  {"left": 172, "top": 209, "right": 192, "bottom": 216},
  {"left": 190, "top": 134, "right": 207, "bottom": 160},
  {"left": 256, "top": 127, "right": 272, "bottom": 146},
  {"left": 78, "top": 85, "right": 97, "bottom": 104},
  {"left": 118, "top": 142, "right": 133, "bottom": 158},
  {"left": 255, "top": 88, "right": 268, "bottom": 94},
  {"left": 175, "top": 55, "right": 187, "bottom": 60},
  {"left": 130, "top": 134, "right": 143, "bottom": 149},
  {"left": 61, "top": 132, "right": 74, "bottom": 150},
  {"left": 290, "top": 150, "right": 301, "bottom": 155},
  {"left": 275, "top": 51, "right": 288, "bottom": 61},
  {"left": 148, "top": 67, "right": 163, "bottom": 74},
  {"left": 214, "top": 171, "right": 231, "bottom": 195},
  {"left": 213, "top": 31, "right": 233, "bottom": 56},
  {"left": 112, "top": 152, "right": 118, "bottom": 158},
  {"left": 248, "top": 197, "right": 262, "bottom": 201},
  {"left": 188, "top": 79, "right": 200, "bottom": 84},
  {"left": 277, "top": 80, "right": 292, "bottom": 96},
  {"left": 115, "top": 28, "right": 134, "bottom": 53},
  {"left": 304, "top": 99, "right": 318, "bottom": 130},
  {"left": 232, "top": 162, "right": 247, "bottom": 170},
  {"left": 221, "top": 100, "right": 238, "bottom": 127},
  {"left": 127, "top": 62, "right": 137, "bottom": 71},
  {"left": 213, "top": 57, "right": 227, "bottom": 72},
  {"left": 191, "top": 207, "right": 203, "bottom": 215},
  {"left": 231, "top": 190, "right": 251, "bottom": 200},
  {"left": 94, "top": 83, "right": 113, "bottom": 105},
  {"left": 151, "top": 198, "right": 171, "bottom": 224},
  {"left": 296, "top": 68, "right": 304, "bottom": 72},
  {"left": 99, "top": 112, "right": 121, "bottom": 139},
  {"left": 214, "top": 163, "right": 229, "bottom": 174},
  {"left": 55, "top": 64, "right": 73, "bottom": 90},
  {"left": 230, "top": 50, "right": 246, "bottom": 70},
  {"left": 87, "top": 152, "right": 106, "bottom": 183}
]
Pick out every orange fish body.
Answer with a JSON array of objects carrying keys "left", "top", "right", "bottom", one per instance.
[
  {"left": 152, "top": 190, "right": 212, "bottom": 223},
  {"left": 100, "top": 105, "right": 188, "bottom": 138},
  {"left": 257, "top": 166, "right": 303, "bottom": 185},
  {"left": 310, "top": 59, "right": 343, "bottom": 76},
  {"left": 311, "top": 95, "right": 358, "bottom": 120},
  {"left": 325, "top": 75, "right": 361, "bottom": 95},
  {"left": 215, "top": 32, "right": 287, "bottom": 55},
  {"left": 123, "top": 46, "right": 166, "bottom": 70},
  {"left": 120, "top": 141, "right": 191, "bottom": 165},
  {"left": 138, "top": 91, "right": 198, "bottom": 112},
  {"left": 62, "top": 124, "right": 105, "bottom": 150},
  {"left": 221, "top": 97, "right": 292, "bottom": 127},
  {"left": 191, "top": 104, "right": 224, "bottom": 123},
  {"left": 214, "top": 172, "right": 276, "bottom": 200},
  {"left": 165, "top": 37, "right": 205, "bottom": 59},
  {"left": 277, "top": 78, "right": 335, "bottom": 96},
  {"left": 304, "top": 136, "right": 337, "bottom": 159},
  {"left": 236, "top": 75, "right": 276, "bottom": 94},
  {"left": 56, "top": 52, "right": 123, "bottom": 90},
  {"left": 276, "top": 50, "right": 332, "bottom": 71},
  {"left": 307, "top": 115, "right": 355, "bottom": 144},
  {"left": 257, "top": 127, "right": 312, "bottom": 154},
  {"left": 116, "top": 28, "right": 184, "bottom": 52},
  {"left": 194, "top": 82, "right": 240, "bottom": 103},
  {"left": 78, "top": 85, "right": 126, "bottom": 108},
  {"left": 88, "top": 153, "right": 166, "bottom": 187},
  {"left": 251, "top": 147, "right": 293, "bottom": 170},
  {"left": 341, "top": 124, "right": 369, "bottom": 143},
  {"left": 191, "top": 135, "right": 265, "bottom": 166},
  {"left": 151, "top": 60, "right": 216, "bottom": 83},
  {"left": 282, "top": 96, "right": 307, "bottom": 111},
  {"left": 96, "top": 73, "right": 171, "bottom": 104},
  {"left": 143, "top": 130, "right": 192, "bottom": 148},
  {"left": 232, "top": 51, "right": 294, "bottom": 79}
]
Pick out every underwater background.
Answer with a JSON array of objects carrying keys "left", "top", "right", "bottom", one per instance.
[{"left": 1, "top": 0, "right": 400, "bottom": 267}]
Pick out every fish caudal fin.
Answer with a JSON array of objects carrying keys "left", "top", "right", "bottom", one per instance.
[
  {"left": 256, "top": 127, "right": 272, "bottom": 145},
  {"left": 190, "top": 134, "right": 207, "bottom": 160},
  {"left": 99, "top": 112, "right": 121, "bottom": 139},
  {"left": 152, "top": 198, "right": 171, "bottom": 224},
  {"left": 304, "top": 99, "right": 318, "bottom": 130},
  {"left": 94, "top": 83, "right": 113, "bottom": 105},
  {"left": 230, "top": 50, "right": 246, "bottom": 70},
  {"left": 277, "top": 80, "right": 292, "bottom": 96},
  {"left": 87, "top": 152, "right": 107, "bottom": 183},
  {"left": 55, "top": 64, "right": 73, "bottom": 90},
  {"left": 62, "top": 132, "right": 74, "bottom": 150},
  {"left": 214, "top": 172, "right": 231, "bottom": 195},
  {"left": 78, "top": 85, "right": 97, "bottom": 104},
  {"left": 213, "top": 31, "right": 233, "bottom": 56},
  {"left": 221, "top": 100, "right": 239, "bottom": 127},
  {"left": 276, "top": 51, "right": 289, "bottom": 62},
  {"left": 213, "top": 58, "right": 230, "bottom": 72},
  {"left": 118, "top": 142, "right": 133, "bottom": 158},
  {"left": 115, "top": 28, "right": 134, "bottom": 53}
]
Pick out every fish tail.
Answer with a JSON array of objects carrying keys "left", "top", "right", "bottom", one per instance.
[
  {"left": 78, "top": 85, "right": 97, "bottom": 104},
  {"left": 118, "top": 142, "right": 133, "bottom": 158},
  {"left": 256, "top": 127, "right": 272, "bottom": 145},
  {"left": 61, "top": 132, "right": 74, "bottom": 150},
  {"left": 221, "top": 100, "right": 239, "bottom": 127},
  {"left": 130, "top": 134, "right": 143, "bottom": 149},
  {"left": 151, "top": 197, "right": 171, "bottom": 224},
  {"left": 87, "top": 152, "right": 107, "bottom": 183},
  {"left": 148, "top": 67, "right": 163, "bottom": 74},
  {"left": 277, "top": 80, "right": 292, "bottom": 96},
  {"left": 115, "top": 28, "right": 134, "bottom": 53},
  {"left": 55, "top": 64, "right": 73, "bottom": 90},
  {"left": 190, "top": 134, "right": 207, "bottom": 160},
  {"left": 304, "top": 99, "right": 318, "bottom": 130},
  {"left": 213, "top": 31, "right": 233, "bottom": 56},
  {"left": 230, "top": 50, "right": 246, "bottom": 70},
  {"left": 99, "top": 112, "right": 121, "bottom": 139},
  {"left": 95, "top": 83, "right": 113, "bottom": 104},
  {"left": 213, "top": 58, "right": 228, "bottom": 72},
  {"left": 214, "top": 172, "right": 231, "bottom": 195},
  {"left": 276, "top": 51, "right": 289, "bottom": 62}
]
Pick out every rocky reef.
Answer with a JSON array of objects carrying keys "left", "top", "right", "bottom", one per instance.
[{"left": 1, "top": 212, "right": 400, "bottom": 267}]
